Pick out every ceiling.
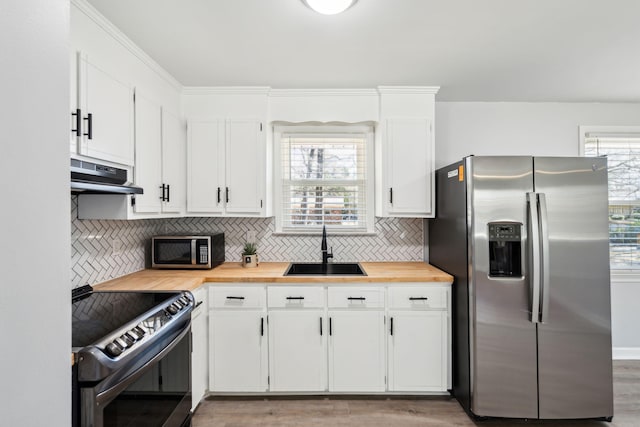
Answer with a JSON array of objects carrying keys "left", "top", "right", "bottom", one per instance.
[{"left": 86, "top": 0, "right": 640, "bottom": 102}]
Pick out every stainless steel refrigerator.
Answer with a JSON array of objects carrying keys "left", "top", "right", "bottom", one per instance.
[{"left": 428, "top": 156, "right": 613, "bottom": 421}]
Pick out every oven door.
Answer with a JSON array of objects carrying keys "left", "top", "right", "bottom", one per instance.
[{"left": 81, "top": 326, "right": 192, "bottom": 427}]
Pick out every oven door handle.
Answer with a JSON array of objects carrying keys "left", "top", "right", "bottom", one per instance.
[{"left": 93, "top": 325, "right": 191, "bottom": 408}]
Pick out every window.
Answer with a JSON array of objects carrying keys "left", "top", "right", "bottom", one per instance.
[
  {"left": 274, "top": 125, "right": 374, "bottom": 234},
  {"left": 581, "top": 126, "right": 640, "bottom": 272}
]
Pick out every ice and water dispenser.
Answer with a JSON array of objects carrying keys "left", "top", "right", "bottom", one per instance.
[{"left": 488, "top": 222, "right": 522, "bottom": 277}]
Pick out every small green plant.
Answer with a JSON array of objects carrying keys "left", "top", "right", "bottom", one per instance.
[{"left": 242, "top": 242, "right": 257, "bottom": 256}]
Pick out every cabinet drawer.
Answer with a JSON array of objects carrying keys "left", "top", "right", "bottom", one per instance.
[
  {"left": 327, "top": 287, "right": 385, "bottom": 309},
  {"left": 209, "top": 286, "right": 266, "bottom": 309},
  {"left": 268, "top": 286, "right": 325, "bottom": 308},
  {"left": 388, "top": 286, "right": 447, "bottom": 310}
]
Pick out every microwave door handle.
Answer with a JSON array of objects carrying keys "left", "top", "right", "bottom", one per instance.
[
  {"left": 191, "top": 239, "right": 197, "bottom": 265},
  {"left": 538, "top": 193, "right": 551, "bottom": 323},
  {"left": 527, "top": 192, "right": 541, "bottom": 324}
]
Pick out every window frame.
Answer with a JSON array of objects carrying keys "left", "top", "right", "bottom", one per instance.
[
  {"left": 273, "top": 123, "right": 375, "bottom": 235},
  {"left": 579, "top": 125, "right": 640, "bottom": 279}
]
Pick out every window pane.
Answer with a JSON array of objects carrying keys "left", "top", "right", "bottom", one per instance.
[
  {"left": 280, "top": 130, "right": 369, "bottom": 232},
  {"left": 586, "top": 135, "right": 640, "bottom": 270}
]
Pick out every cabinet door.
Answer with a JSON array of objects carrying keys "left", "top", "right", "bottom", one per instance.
[
  {"left": 70, "top": 51, "right": 79, "bottom": 155},
  {"left": 209, "top": 310, "right": 267, "bottom": 392},
  {"left": 161, "top": 108, "right": 186, "bottom": 214},
  {"left": 133, "top": 92, "right": 162, "bottom": 213},
  {"left": 79, "top": 55, "right": 134, "bottom": 166},
  {"left": 225, "top": 119, "right": 263, "bottom": 215},
  {"left": 328, "top": 311, "right": 385, "bottom": 392},
  {"left": 385, "top": 118, "right": 433, "bottom": 217},
  {"left": 388, "top": 310, "right": 447, "bottom": 391},
  {"left": 268, "top": 310, "right": 326, "bottom": 392},
  {"left": 187, "top": 120, "right": 224, "bottom": 214},
  {"left": 191, "top": 305, "right": 207, "bottom": 410}
]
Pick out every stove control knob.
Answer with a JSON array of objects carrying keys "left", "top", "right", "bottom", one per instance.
[
  {"left": 120, "top": 335, "right": 134, "bottom": 347},
  {"left": 105, "top": 342, "right": 123, "bottom": 357},
  {"left": 134, "top": 326, "right": 146, "bottom": 336},
  {"left": 167, "top": 305, "right": 179, "bottom": 315},
  {"left": 180, "top": 296, "right": 190, "bottom": 306},
  {"left": 174, "top": 300, "right": 183, "bottom": 309},
  {"left": 115, "top": 337, "right": 130, "bottom": 349},
  {"left": 125, "top": 331, "right": 139, "bottom": 342}
]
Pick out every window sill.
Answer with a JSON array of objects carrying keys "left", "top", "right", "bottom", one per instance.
[{"left": 272, "top": 230, "right": 377, "bottom": 237}]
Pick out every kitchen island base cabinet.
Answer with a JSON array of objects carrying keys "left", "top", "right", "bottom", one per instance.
[
  {"left": 268, "top": 310, "right": 327, "bottom": 392},
  {"left": 328, "top": 311, "right": 386, "bottom": 392}
]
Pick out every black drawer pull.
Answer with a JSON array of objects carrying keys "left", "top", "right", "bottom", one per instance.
[
  {"left": 409, "top": 297, "right": 429, "bottom": 301},
  {"left": 286, "top": 296, "right": 305, "bottom": 300},
  {"left": 390, "top": 317, "right": 394, "bottom": 336},
  {"left": 319, "top": 317, "right": 323, "bottom": 336},
  {"left": 226, "top": 296, "right": 245, "bottom": 300},
  {"left": 194, "top": 301, "right": 203, "bottom": 309},
  {"left": 217, "top": 187, "right": 221, "bottom": 204},
  {"left": 347, "top": 297, "right": 366, "bottom": 301},
  {"left": 261, "top": 317, "right": 264, "bottom": 336},
  {"left": 329, "top": 317, "right": 332, "bottom": 336}
]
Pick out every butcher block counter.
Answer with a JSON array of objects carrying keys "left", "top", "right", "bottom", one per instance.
[{"left": 93, "top": 262, "right": 453, "bottom": 292}]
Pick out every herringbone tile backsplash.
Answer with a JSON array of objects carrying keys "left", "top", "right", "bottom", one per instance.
[{"left": 71, "top": 196, "right": 424, "bottom": 288}]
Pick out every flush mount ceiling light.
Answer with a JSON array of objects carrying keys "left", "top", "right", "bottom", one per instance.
[{"left": 303, "top": 0, "right": 358, "bottom": 15}]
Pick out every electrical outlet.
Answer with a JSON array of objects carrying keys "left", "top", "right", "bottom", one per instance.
[
  {"left": 112, "top": 238, "right": 122, "bottom": 256},
  {"left": 246, "top": 230, "right": 256, "bottom": 243}
]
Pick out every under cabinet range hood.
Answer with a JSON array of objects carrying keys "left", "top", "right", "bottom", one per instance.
[{"left": 70, "top": 159, "right": 143, "bottom": 195}]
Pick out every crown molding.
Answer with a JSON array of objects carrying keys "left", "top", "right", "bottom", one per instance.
[
  {"left": 182, "top": 86, "right": 272, "bottom": 96},
  {"left": 71, "top": 0, "right": 183, "bottom": 92},
  {"left": 377, "top": 86, "right": 440, "bottom": 95},
  {"left": 269, "top": 88, "right": 379, "bottom": 97}
]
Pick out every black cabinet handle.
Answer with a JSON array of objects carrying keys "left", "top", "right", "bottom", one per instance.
[
  {"left": 166, "top": 184, "right": 170, "bottom": 203},
  {"left": 409, "top": 297, "right": 429, "bottom": 301},
  {"left": 217, "top": 187, "right": 221, "bottom": 204},
  {"left": 83, "top": 113, "right": 93, "bottom": 140},
  {"left": 320, "top": 317, "right": 323, "bottom": 336},
  {"left": 329, "top": 317, "right": 332, "bottom": 336},
  {"left": 71, "top": 108, "right": 81, "bottom": 136},
  {"left": 159, "top": 184, "right": 166, "bottom": 201},
  {"left": 286, "top": 296, "right": 304, "bottom": 300},
  {"left": 390, "top": 317, "right": 394, "bottom": 336},
  {"left": 261, "top": 317, "right": 264, "bottom": 336},
  {"left": 225, "top": 187, "right": 229, "bottom": 203},
  {"left": 389, "top": 188, "right": 393, "bottom": 204},
  {"left": 194, "top": 301, "right": 203, "bottom": 309},
  {"left": 226, "top": 296, "right": 245, "bottom": 300},
  {"left": 347, "top": 297, "right": 366, "bottom": 301}
]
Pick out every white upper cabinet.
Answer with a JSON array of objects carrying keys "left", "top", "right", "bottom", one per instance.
[
  {"left": 376, "top": 87, "right": 439, "bottom": 218},
  {"left": 133, "top": 92, "right": 186, "bottom": 215},
  {"left": 188, "top": 118, "right": 265, "bottom": 216},
  {"left": 71, "top": 51, "right": 134, "bottom": 166},
  {"left": 133, "top": 92, "right": 162, "bottom": 213}
]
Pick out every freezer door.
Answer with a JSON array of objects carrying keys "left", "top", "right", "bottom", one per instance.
[
  {"left": 534, "top": 157, "right": 613, "bottom": 419},
  {"left": 468, "top": 156, "right": 538, "bottom": 418}
]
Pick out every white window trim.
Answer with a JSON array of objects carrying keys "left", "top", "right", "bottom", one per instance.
[
  {"left": 579, "top": 125, "right": 640, "bottom": 281},
  {"left": 273, "top": 124, "right": 375, "bottom": 235}
]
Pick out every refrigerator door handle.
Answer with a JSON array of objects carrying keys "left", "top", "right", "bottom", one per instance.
[
  {"left": 527, "top": 192, "right": 541, "bottom": 323},
  {"left": 538, "top": 193, "right": 550, "bottom": 323}
]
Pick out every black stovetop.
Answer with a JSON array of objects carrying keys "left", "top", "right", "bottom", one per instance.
[{"left": 71, "top": 290, "right": 178, "bottom": 347}]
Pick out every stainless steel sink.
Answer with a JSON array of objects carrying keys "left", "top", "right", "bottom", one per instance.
[{"left": 284, "top": 262, "right": 367, "bottom": 276}]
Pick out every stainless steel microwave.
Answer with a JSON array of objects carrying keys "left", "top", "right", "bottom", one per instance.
[{"left": 152, "top": 234, "right": 225, "bottom": 269}]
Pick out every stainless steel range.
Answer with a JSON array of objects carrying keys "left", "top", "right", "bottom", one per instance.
[{"left": 72, "top": 286, "right": 194, "bottom": 427}]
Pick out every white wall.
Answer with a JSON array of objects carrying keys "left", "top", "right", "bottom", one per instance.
[
  {"left": 435, "top": 101, "right": 640, "bottom": 354},
  {"left": 0, "top": 0, "right": 70, "bottom": 425}
]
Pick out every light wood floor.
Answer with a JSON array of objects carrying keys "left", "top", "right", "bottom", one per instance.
[{"left": 192, "top": 361, "right": 639, "bottom": 426}]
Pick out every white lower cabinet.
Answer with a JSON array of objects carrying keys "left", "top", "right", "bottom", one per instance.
[
  {"left": 388, "top": 286, "right": 449, "bottom": 392},
  {"left": 203, "top": 282, "right": 450, "bottom": 396},
  {"left": 208, "top": 286, "right": 268, "bottom": 392},
  {"left": 191, "top": 288, "right": 208, "bottom": 410},
  {"left": 267, "top": 286, "right": 326, "bottom": 392},
  {"left": 328, "top": 310, "right": 386, "bottom": 392}
]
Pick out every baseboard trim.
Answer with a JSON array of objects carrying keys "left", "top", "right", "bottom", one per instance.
[{"left": 613, "top": 347, "right": 640, "bottom": 360}]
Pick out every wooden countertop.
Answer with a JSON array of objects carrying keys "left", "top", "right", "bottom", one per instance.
[{"left": 93, "top": 262, "right": 453, "bottom": 292}]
